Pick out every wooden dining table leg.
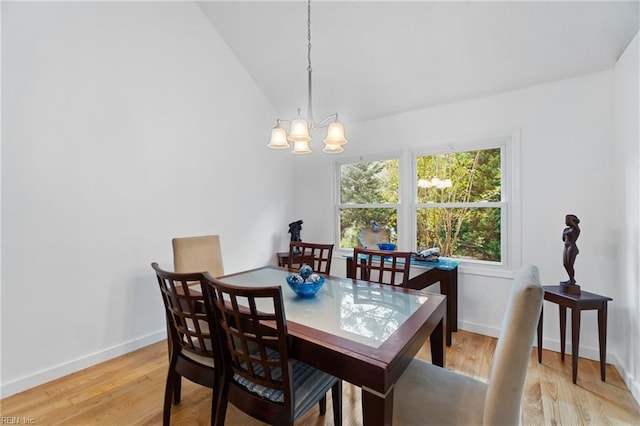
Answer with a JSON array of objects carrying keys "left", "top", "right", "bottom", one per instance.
[
  {"left": 430, "top": 316, "right": 446, "bottom": 367},
  {"left": 362, "top": 387, "right": 393, "bottom": 426}
]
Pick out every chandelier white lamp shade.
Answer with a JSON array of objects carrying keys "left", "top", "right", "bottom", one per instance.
[
  {"left": 322, "top": 121, "right": 347, "bottom": 153},
  {"left": 266, "top": 0, "right": 347, "bottom": 155},
  {"left": 267, "top": 123, "right": 289, "bottom": 149},
  {"left": 289, "top": 118, "right": 312, "bottom": 143},
  {"left": 292, "top": 140, "right": 312, "bottom": 155},
  {"left": 324, "top": 121, "right": 348, "bottom": 146}
]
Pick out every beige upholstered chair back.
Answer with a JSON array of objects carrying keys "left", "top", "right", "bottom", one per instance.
[
  {"left": 483, "top": 264, "right": 543, "bottom": 425},
  {"left": 172, "top": 234, "right": 224, "bottom": 277}
]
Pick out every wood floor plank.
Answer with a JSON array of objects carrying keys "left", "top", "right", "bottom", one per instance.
[{"left": 1, "top": 330, "right": 638, "bottom": 425}]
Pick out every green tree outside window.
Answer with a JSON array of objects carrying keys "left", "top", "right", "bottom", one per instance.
[{"left": 416, "top": 148, "right": 502, "bottom": 261}]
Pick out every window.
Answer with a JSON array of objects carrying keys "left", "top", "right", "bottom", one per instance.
[
  {"left": 337, "top": 157, "right": 400, "bottom": 249},
  {"left": 415, "top": 147, "right": 503, "bottom": 263},
  {"left": 335, "top": 133, "right": 520, "bottom": 271}
]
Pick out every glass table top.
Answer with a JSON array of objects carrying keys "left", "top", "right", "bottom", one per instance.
[{"left": 219, "top": 267, "right": 430, "bottom": 349}]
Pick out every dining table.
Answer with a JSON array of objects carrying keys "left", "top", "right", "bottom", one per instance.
[{"left": 213, "top": 265, "right": 447, "bottom": 426}]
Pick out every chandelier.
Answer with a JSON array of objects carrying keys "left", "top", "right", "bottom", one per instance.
[{"left": 267, "top": 0, "right": 348, "bottom": 155}]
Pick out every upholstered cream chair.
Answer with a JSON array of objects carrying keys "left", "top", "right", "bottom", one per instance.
[
  {"left": 172, "top": 234, "right": 224, "bottom": 277},
  {"left": 393, "top": 264, "right": 543, "bottom": 426}
]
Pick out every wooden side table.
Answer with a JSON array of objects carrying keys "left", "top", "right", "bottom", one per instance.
[
  {"left": 537, "top": 285, "right": 612, "bottom": 384},
  {"left": 276, "top": 252, "right": 289, "bottom": 267}
]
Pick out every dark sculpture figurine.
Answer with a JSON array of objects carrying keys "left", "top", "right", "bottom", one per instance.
[
  {"left": 560, "top": 214, "right": 581, "bottom": 294},
  {"left": 288, "top": 220, "right": 303, "bottom": 254}
]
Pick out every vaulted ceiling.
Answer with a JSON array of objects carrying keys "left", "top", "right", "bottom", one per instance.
[{"left": 199, "top": 1, "right": 639, "bottom": 123}]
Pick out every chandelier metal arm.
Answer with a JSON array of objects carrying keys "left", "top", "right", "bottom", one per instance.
[
  {"left": 272, "top": 112, "right": 337, "bottom": 130},
  {"left": 312, "top": 113, "right": 340, "bottom": 129}
]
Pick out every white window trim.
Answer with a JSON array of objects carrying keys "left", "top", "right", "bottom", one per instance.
[
  {"left": 333, "top": 129, "right": 521, "bottom": 278},
  {"left": 333, "top": 152, "right": 404, "bottom": 255},
  {"left": 410, "top": 130, "right": 521, "bottom": 277}
]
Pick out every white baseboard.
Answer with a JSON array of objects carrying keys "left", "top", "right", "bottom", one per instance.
[
  {"left": 629, "top": 373, "right": 640, "bottom": 406},
  {"left": 459, "top": 320, "right": 501, "bottom": 338},
  {"left": 460, "top": 320, "right": 608, "bottom": 361},
  {"left": 609, "top": 353, "right": 640, "bottom": 407},
  {"left": 1, "top": 330, "right": 166, "bottom": 398}
]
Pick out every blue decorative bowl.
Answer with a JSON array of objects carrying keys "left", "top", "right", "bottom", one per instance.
[
  {"left": 377, "top": 243, "right": 397, "bottom": 251},
  {"left": 286, "top": 275, "right": 326, "bottom": 298}
]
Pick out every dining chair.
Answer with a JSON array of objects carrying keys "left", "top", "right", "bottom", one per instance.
[
  {"left": 287, "top": 241, "right": 334, "bottom": 275},
  {"left": 151, "top": 262, "right": 222, "bottom": 426},
  {"left": 392, "top": 264, "right": 544, "bottom": 425},
  {"left": 172, "top": 234, "right": 224, "bottom": 277},
  {"left": 203, "top": 276, "right": 343, "bottom": 426},
  {"left": 351, "top": 247, "right": 412, "bottom": 286}
]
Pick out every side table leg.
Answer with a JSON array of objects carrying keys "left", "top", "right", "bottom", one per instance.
[
  {"left": 438, "top": 272, "right": 452, "bottom": 347},
  {"left": 448, "top": 268, "right": 458, "bottom": 332},
  {"left": 537, "top": 305, "right": 543, "bottom": 363},
  {"left": 571, "top": 307, "right": 581, "bottom": 384},
  {"left": 598, "top": 302, "right": 608, "bottom": 381},
  {"left": 559, "top": 306, "right": 567, "bottom": 361},
  {"left": 346, "top": 257, "right": 354, "bottom": 278}
]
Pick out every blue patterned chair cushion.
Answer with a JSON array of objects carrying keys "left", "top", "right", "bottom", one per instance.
[{"left": 233, "top": 349, "right": 337, "bottom": 416}]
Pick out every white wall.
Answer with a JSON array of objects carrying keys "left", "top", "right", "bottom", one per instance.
[
  {"left": 613, "top": 31, "right": 640, "bottom": 402},
  {"left": 1, "top": 2, "right": 293, "bottom": 397},
  {"left": 295, "top": 69, "right": 635, "bottom": 375}
]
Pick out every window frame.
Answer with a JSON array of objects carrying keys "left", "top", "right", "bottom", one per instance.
[
  {"left": 334, "top": 152, "right": 404, "bottom": 252},
  {"left": 410, "top": 132, "right": 521, "bottom": 276},
  {"left": 333, "top": 130, "right": 521, "bottom": 277}
]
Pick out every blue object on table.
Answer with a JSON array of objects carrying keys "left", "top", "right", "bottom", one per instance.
[
  {"left": 286, "top": 274, "right": 326, "bottom": 298},
  {"left": 376, "top": 243, "right": 397, "bottom": 251},
  {"left": 348, "top": 254, "right": 459, "bottom": 271},
  {"left": 299, "top": 264, "right": 313, "bottom": 280}
]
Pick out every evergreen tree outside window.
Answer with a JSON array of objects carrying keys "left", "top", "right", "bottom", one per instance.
[{"left": 337, "top": 158, "right": 399, "bottom": 249}]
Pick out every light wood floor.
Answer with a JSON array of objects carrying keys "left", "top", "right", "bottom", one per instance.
[{"left": 2, "top": 330, "right": 638, "bottom": 425}]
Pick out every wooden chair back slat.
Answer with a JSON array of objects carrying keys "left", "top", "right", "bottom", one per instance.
[
  {"left": 208, "top": 281, "right": 293, "bottom": 401},
  {"left": 202, "top": 275, "right": 343, "bottom": 425},
  {"left": 288, "top": 242, "right": 334, "bottom": 274},
  {"left": 351, "top": 247, "right": 412, "bottom": 287}
]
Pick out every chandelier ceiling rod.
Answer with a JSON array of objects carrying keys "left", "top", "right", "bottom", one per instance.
[
  {"left": 267, "top": 0, "right": 348, "bottom": 155},
  {"left": 306, "top": 0, "right": 313, "bottom": 125}
]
